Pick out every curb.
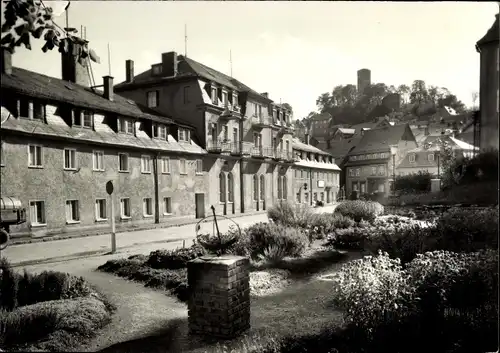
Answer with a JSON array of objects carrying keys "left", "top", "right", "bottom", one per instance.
[
  {"left": 9, "top": 236, "right": 190, "bottom": 268},
  {"left": 9, "top": 211, "right": 267, "bottom": 246}
]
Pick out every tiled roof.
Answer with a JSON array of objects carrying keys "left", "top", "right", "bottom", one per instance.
[
  {"left": 0, "top": 111, "right": 206, "bottom": 155},
  {"left": 326, "top": 137, "right": 362, "bottom": 161},
  {"left": 292, "top": 138, "right": 331, "bottom": 156},
  {"left": 349, "top": 124, "right": 412, "bottom": 155},
  {"left": 1, "top": 67, "right": 186, "bottom": 126},
  {"left": 338, "top": 128, "right": 355, "bottom": 135},
  {"left": 309, "top": 112, "right": 332, "bottom": 121},
  {"left": 115, "top": 55, "right": 270, "bottom": 101},
  {"left": 477, "top": 14, "right": 499, "bottom": 47}
]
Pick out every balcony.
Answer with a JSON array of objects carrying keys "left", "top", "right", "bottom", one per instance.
[
  {"left": 219, "top": 102, "right": 243, "bottom": 120},
  {"left": 251, "top": 116, "right": 272, "bottom": 128},
  {"left": 206, "top": 139, "right": 234, "bottom": 154},
  {"left": 241, "top": 146, "right": 274, "bottom": 159}
]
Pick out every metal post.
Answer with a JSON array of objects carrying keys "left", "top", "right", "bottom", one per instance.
[
  {"left": 392, "top": 154, "right": 396, "bottom": 194},
  {"left": 437, "top": 154, "right": 440, "bottom": 179},
  {"left": 110, "top": 194, "right": 116, "bottom": 253}
]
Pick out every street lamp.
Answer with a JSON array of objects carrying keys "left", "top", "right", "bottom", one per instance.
[{"left": 389, "top": 145, "right": 398, "bottom": 194}]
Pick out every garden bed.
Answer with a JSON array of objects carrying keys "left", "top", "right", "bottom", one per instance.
[{"left": 0, "top": 259, "right": 115, "bottom": 352}]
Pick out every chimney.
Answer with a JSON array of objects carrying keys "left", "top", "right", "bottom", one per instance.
[
  {"left": 103, "top": 76, "right": 114, "bottom": 101},
  {"left": 125, "top": 60, "right": 134, "bottom": 83},
  {"left": 61, "top": 39, "right": 90, "bottom": 86},
  {"left": 261, "top": 92, "right": 268, "bottom": 98},
  {"left": 161, "top": 52, "right": 178, "bottom": 77},
  {"left": 424, "top": 126, "right": 429, "bottom": 136},
  {"left": 1, "top": 48, "right": 12, "bottom": 75},
  {"left": 305, "top": 133, "right": 310, "bottom": 145}
]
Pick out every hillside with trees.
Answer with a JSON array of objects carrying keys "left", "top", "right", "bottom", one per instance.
[{"left": 312, "top": 80, "right": 467, "bottom": 126}]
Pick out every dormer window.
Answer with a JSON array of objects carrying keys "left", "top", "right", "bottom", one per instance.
[
  {"left": 152, "top": 123, "right": 168, "bottom": 140},
  {"left": 83, "top": 111, "right": 93, "bottom": 128},
  {"left": 33, "top": 102, "right": 45, "bottom": 120},
  {"left": 222, "top": 91, "right": 228, "bottom": 107},
  {"left": 118, "top": 117, "right": 134, "bottom": 134},
  {"left": 178, "top": 128, "right": 191, "bottom": 143},
  {"left": 211, "top": 87, "right": 217, "bottom": 104},
  {"left": 409, "top": 154, "right": 416, "bottom": 163}
]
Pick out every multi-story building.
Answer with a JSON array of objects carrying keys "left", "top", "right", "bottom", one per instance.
[
  {"left": 396, "top": 135, "right": 478, "bottom": 177},
  {"left": 291, "top": 138, "right": 341, "bottom": 205},
  {"left": 344, "top": 124, "right": 417, "bottom": 197},
  {"left": 113, "top": 52, "right": 296, "bottom": 215},
  {"left": 0, "top": 46, "right": 206, "bottom": 237},
  {"left": 476, "top": 13, "right": 499, "bottom": 150}
]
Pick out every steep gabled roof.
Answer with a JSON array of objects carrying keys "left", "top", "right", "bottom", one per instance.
[
  {"left": 115, "top": 54, "right": 270, "bottom": 101},
  {"left": 292, "top": 137, "right": 331, "bottom": 156},
  {"left": 477, "top": 14, "right": 499, "bottom": 47},
  {"left": 1, "top": 67, "right": 188, "bottom": 126},
  {"left": 350, "top": 124, "right": 413, "bottom": 155},
  {"left": 326, "top": 137, "right": 362, "bottom": 161}
]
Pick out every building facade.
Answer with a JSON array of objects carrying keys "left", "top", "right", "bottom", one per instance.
[
  {"left": 344, "top": 124, "right": 418, "bottom": 197},
  {"left": 476, "top": 13, "right": 499, "bottom": 151},
  {"left": 113, "top": 52, "right": 309, "bottom": 216},
  {"left": 1, "top": 47, "right": 207, "bottom": 237}
]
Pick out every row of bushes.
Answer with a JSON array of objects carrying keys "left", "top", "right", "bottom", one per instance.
[{"left": 327, "top": 207, "right": 499, "bottom": 264}]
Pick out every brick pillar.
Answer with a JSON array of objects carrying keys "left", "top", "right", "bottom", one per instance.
[{"left": 187, "top": 255, "right": 250, "bottom": 339}]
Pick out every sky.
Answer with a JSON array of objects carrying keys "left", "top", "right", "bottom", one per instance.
[{"left": 4, "top": 1, "right": 499, "bottom": 119}]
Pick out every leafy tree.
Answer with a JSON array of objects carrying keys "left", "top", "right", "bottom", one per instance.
[
  {"left": 1, "top": 0, "right": 99, "bottom": 62},
  {"left": 316, "top": 92, "right": 331, "bottom": 112},
  {"left": 410, "top": 80, "right": 429, "bottom": 105},
  {"left": 281, "top": 102, "right": 293, "bottom": 116},
  {"left": 397, "top": 84, "right": 411, "bottom": 104}
]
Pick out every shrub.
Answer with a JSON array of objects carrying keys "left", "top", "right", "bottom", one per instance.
[
  {"left": 244, "top": 222, "right": 308, "bottom": 260},
  {"left": 147, "top": 243, "right": 206, "bottom": 270},
  {"left": 306, "top": 213, "right": 355, "bottom": 240},
  {"left": 335, "top": 200, "right": 384, "bottom": 222},
  {"left": 331, "top": 252, "right": 416, "bottom": 332},
  {"left": 394, "top": 171, "right": 433, "bottom": 194},
  {"left": 0, "top": 258, "right": 19, "bottom": 311},
  {"left": 433, "top": 207, "right": 498, "bottom": 252},
  {"left": 326, "top": 227, "right": 370, "bottom": 250},
  {"left": 267, "top": 201, "right": 315, "bottom": 229}
]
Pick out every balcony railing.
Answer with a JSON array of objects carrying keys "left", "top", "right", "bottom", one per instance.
[
  {"left": 252, "top": 116, "right": 272, "bottom": 128},
  {"left": 206, "top": 139, "right": 234, "bottom": 153}
]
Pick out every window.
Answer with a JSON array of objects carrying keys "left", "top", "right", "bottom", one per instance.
[
  {"left": 313, "top": 192, "right": 318, "bottom": 202},
  {"left": 228, "top": 173, "right": 234, "bottom": 202},
  {"left": 73, "top": 109, "right": 82, "bottom": 126},
  {"left": 378, "top": 165, "right": 385, "bottom": 176},
  {"left": 66, "top": 200, "right": 80, "bottom": 223},
  {"left": 222, "top": 125, "right": 228, "bottom": 141},
  {"left": 161, "top": 157, "right": 170, "bottom": 174},
  {"left": 277, "top": 175, "right": 282, "bottom": 199},
  {"left": 179, "top": 159, "right": 187, "bottom": 174},
  {"left": 409, "top": 154, "right": 416, "bottom": 163},
  {"left": 253, "top": 175, "right": 259, "bottom": 201},
  {"left": 286, "top": 140, "right": 290, "bottom": 153},
  {"left": 282, "top": 176, "right": 287, "bottom": 199},
  {"left": 296, "top": 192, "right": 301, "bottom": 203},
  {"left": 33, "top": 102, "right": 45, "bottom": 120},
  {"left": 184, "top": 86, "right": 190, "bottom": 104},
  {"left": 141, "top": 155, "right": 151, "bottom": 173},
  {"left": 29, "top": 200, "right": 45, "bottom": 225},
  {"left": 355, "top": 168, "right": 360, "bottom": 176},
  {"left": 304, "top": 192, "right": 309, "bottom": 204},
  {"left": 371, "top": 166, "right": 376, "bottom": 175},
  {"left": 353, "top": 182, "right": 359, "bottom": 191},
  {"left": 178, "top": 128, "right": 191, "bottom": 142},
  {"left": 147, "top": 91, "right": 159, "bottom": 108},
  {"left": 260, "top": 175, "right": 265, "bottom": 201},
  {"left": 118, "top": 118, "right": 134, "bottom": 134},
  {"left": 196, "top": 159, "right": 203, "bottom": 174},
  {"left": 28, "top": 145, "right": 43, "bottom": 167},
  {"left": 222, "top": 91, "right": 228, "bottom": 106},
  {"left": 163, "top": 197, "right": 172, "bottom": 215},
  {"left": 378, "top": 184, "right": 385, "bottom": 193},
  {"left": 159, "top": 125, "right": 167, "bottom": 140},
  {"left": 0, "top": 142, "right": 4, "bottom": 166},
  {"left": 211, "top": 87, "right": 217, "bottom": 104},
  {"left": 233, "top": 128, "right": 238, "bottom": 143},
  {"left": 119, "top": 153, "right": 129, "bottom": 172},
  {"left": 219, "top": 172, "right": 226, "bottom": 203},
  {"left": 428, "top": 153, "right": 435, "bottom": 162},
  {"left": 95, "top": 199, "right": 107, "bottom": 220},
  {"left": 120, "top": 198, "right": 131, "bottom": 218},
  {"left": 93, "top": 151, "right": 104, "bottom": 171},
  {"left": 64, "top": 148, "right": 77, "bottom": 170},
  {"left": 301, "top": 170, "right": 305, "bottom": 178},
  {"left": 295, "top": 169, "right": 299, "bottom": 178},
  {"left": 143, "top": 198, "right": 153, "bottom": 217},
  {"left": 83, "top": 111, "right": 93, "bottom": 128}
]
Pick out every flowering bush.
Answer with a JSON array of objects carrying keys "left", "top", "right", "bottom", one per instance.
[
  {"left": 244, "top": 222, "right": 308, "bottom": 261},
  {"left": 305, "top": 213, "right": 356, "bottom": 240},
  {"left": 147, "top": 243, "right": 206, "bottom": 270},
  {"left": 331, "top": 252, "right": 416, "bottom": 332},
  {"left": 335, "top": 200, "right": 384, "bottom": 223},
  {"left": 326, "top": 227, "right": 370, "bottom": 250},
  {"left": 433, "top": 207, "right": 498, "bottom": 252}
]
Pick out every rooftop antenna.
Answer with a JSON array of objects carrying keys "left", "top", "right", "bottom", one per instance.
[
  {"left": 80, "top": 25, "right": 83, "bottom": 38},
  {"left": 83, "top": 26, "right": 87, "bottom": 40},
  {"left": 184, "top": 24, "right": 188, "bottom": 57},
  {"left": 107, "top": 43, "right": 111, "bottom": 76},
  {"left": 64, "top": 1, "right": 71, "bottom": 37},
  {"left": 230, "top": 49, "right": 233, "bottom": 77}
]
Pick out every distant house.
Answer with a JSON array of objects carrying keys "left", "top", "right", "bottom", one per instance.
[
  {"left": 344, "top": 124, "right": 417, "bottom": 197},
  {"left": 326, "top": 137, "right": 362, "bottom": 190},
  {"left": 331, "top": 128, "right": 356, "bottom": 142},
  {"left": 309, "top": 112, "right": 333, "bottom": 139},
  {"left": 396, "top": 135, "right": 479, "bottom": 177}
]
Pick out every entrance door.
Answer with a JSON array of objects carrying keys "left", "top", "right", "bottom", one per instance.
[
  {"left": 195, "top": 193, "right": 205, "bottom": 219},
  {"left": 260, "top": 175, "right": 266, "bottom": 211}
]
